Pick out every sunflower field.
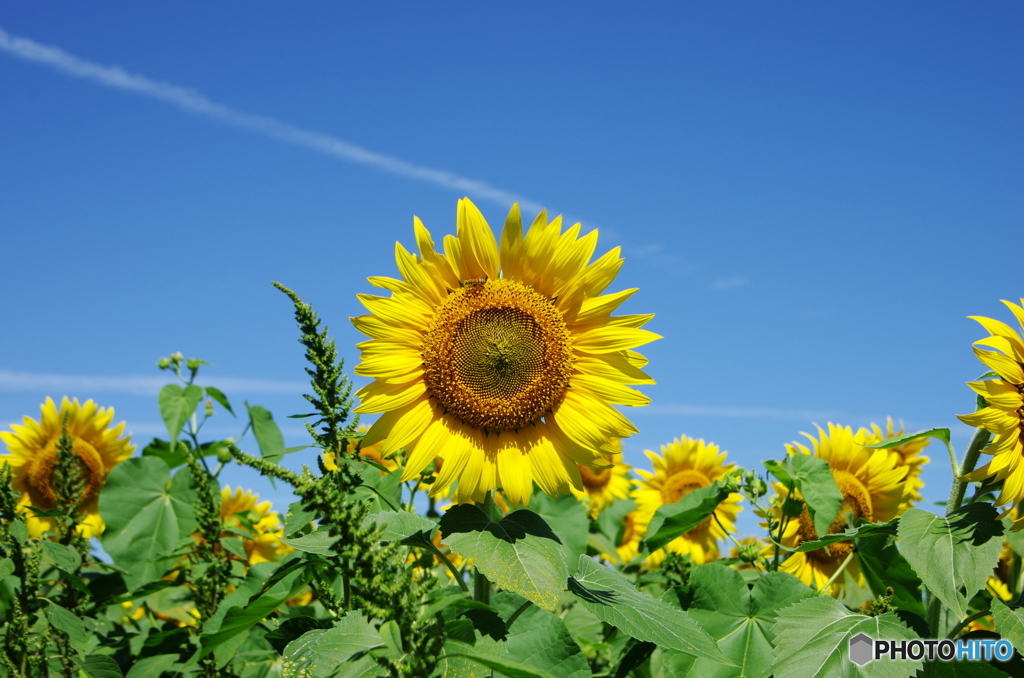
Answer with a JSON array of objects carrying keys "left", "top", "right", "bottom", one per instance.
[{"left": 2, "top": 198, "right": 1024, "bottom": 678}]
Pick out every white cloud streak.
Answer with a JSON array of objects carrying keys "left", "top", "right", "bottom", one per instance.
[
  {"left": 644, "top": 403, "right": 844, "bottom": 421},
  {"left": 0, "top": 370, "right": 306, "bottom": 396},
  {"left": 0, "top": 27, "right": 545, "bottom": 214}
]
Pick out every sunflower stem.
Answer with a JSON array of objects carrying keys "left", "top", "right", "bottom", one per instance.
[
  {"left": 505, "top": 601, "right": 533, "bottom": 630},
  {"left": 817, "top": 548, "right": 855, "bottom": 594},
  {"left": 946, "top": 609, "right": 992, "bottom": 639},
  {"left": 946, "top": 427, "right": 991, "bottom": 514},
  {"left": 474, "top": 491, "right": 495, "bottom": 604}
]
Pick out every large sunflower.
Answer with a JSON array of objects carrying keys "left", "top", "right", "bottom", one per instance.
[
  {"left": 571, "top": 437, "right": 633, "bottom": 517},
  {"left": 0, "top": 397, "right": 135, "bottom": 538},
  {"left": 774, "top": 423, "right": 906, "bottom": 594},
  {"left": 863, "top": 418, "right": 930, "bottom": 510},
  {"left": 957, "top": 299, "right": 1024, "bottom": 509},
  {"left": 219, "top": 486, "right": 291, "bottom": 564},
  {"left": 631, "top": 436, "right": 742, "bottom": 567},
  {"left": 351, "top": 198, "right": 659, "bottom": 508}
]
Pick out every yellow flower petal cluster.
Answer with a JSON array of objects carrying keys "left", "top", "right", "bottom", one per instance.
[
  {"left": 0, "top": 397, "right": 135, "bottom": 538},
  {"left": 219, "top": 486, "right": 291, "bottom": 564},
  {"left": 957, "top": 299, "right": 1024, "bottom": 509},
  {"left": 571, "top": 437, "right": 632, "bottom": 517},
  {"left": 352, "top": 198, "right": 659, "bottom": 508},
  {"left": 863, "top": 418, "right": 930, "bottom": 510},
  {"left": 773, "top": 423, "right": 906, "bottom": 595},
  {"left": 321, "top": 425, "right": 400, "bottom": 474},
  {"left": 630, "top": 436, "right": 742, "bottom": 567}
]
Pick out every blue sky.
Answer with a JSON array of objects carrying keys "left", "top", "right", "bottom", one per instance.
[{"left": 1, "top": 3, "right": 1021, "bottom": 533}]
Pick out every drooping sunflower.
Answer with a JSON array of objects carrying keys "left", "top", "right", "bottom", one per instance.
[
  {"left": 631, "top": 436, "right": 742, "bottom": 567},
  {"left": 351, "top": 198, "right": 659, "bottom": 508},
  {"left": 773, "top": 423, "right": 906, "bottom": 594},
  {"left": 219, "top": 486, "right": 291, "bottom": 564},
  {"left": 321, "top": 425, "right": 400, "bottom": 474},
  {"left": 0, "top": 397, "right": 135, "bottom": 538},
  {"left": 957, "top": 299, "right": 1024, "bottom": 510},
  {"left": 863, "top": 418, "right": 931, "bottom": 510},
  {"left": 571, "top": 437, "right": 633, "bottom": 517}
]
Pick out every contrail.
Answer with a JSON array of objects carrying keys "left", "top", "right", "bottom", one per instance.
[
  {"left": 0, "top": 370, "right": 306, "bottom": 396},
  {"left": 0, "top": 27, "right": 544, "bottom": 214}
]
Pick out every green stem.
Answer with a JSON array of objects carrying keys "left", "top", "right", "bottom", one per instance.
[
  {"left": 946, "top": 427, "right": 991, "bottom": 514},
  {"left": 818, "top": 548, "right": 856, "bottom": 594},
  {"left": 505, "top": 601, "right": 533, "bottom": 630},
  {"left": 422, "top": 538, "right": 469, "bottom": 594},
  {"left": 474, "top": 491, "right": 495, "bottom": 604},
  {"left": 946, "top": 609, "right": 991, "bottom": 639},
  {"left": 925, "top": 590, "right": 943, "bottom": 640}
]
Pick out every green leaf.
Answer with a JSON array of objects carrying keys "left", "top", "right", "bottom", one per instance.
[
  {"left": 348, "top": 461, "right": 403, "bottom": 512},
  {"left": 47, "top": 600, "right": 88, "bottom": 656},
  {"left": 99, "top": 457, "right": 198, "bottom": 588},
  {"left": 124, "top": 654, "right": 178, "bottom": 678},
  {"left": 992, "top": 597, "right": 1024, "bottom": 647},
  {"left": 40, "top": 540, "right": 82, "bottom": 571},
  {"left": 199, "top": 593, "right": 290, "bottom": 657},
  {"left": 282, "top": 612, "right": 384, "bottom": 678},
  {"left": 530, "top": 491, "right": 590, "bottom": 569},
  {"left": 362, "top": 510, "right": 436, "bottom": 542},
  {"left": 769, "top": 596, "right": 921, "bottom": 678},
  {"left": 855, "top": 532, "right": 925, "bottom": 618},
  {"left": 568, "top": 556, "right": 727, "bottom": 663},
  {"left": 379, "top": 619, "right": 404, "bottom": 655},
  {"left": 765, "top": 455, "right": 842, "bottom": 538},
  {"left": 498, "top": 602, "right": 591, "bottom": 678},
  {"left": 74, "top": 655, "right": 124, "bottom": 678},
  {"left": 787, "top": 518, "right": 898, "bottom": 552},
  {"left": 246, "top": 403, "right": 286, "bottom": 457},
  {"left": 284, "top": 501, "right": 317, "bottom": 537},
  {"left": 204, "top": 386, "right": 235, "bottom": 416},
  {"left": 441, "top": 505, "right": 567, "bottom": 611},
  {"left": 445, "top": 644, "right": 558, "bottom": 678},
  {"left": 685, "top": 564, "right": 816, "bottom": 678},
  {"left": 897, "top": 504, "right": 1003, "bottom": 619},
  {"left": 931, "top": 660, "right": 1010, "bottom": 677},
  {"left": 862, "top": 428, "right": 950, "bottom": 449},
  {"left": 159, "top": 384, "right": 204, "bottom": 442},
  {"left": 643, "top": 480, "right": 734, "bottom": 553},
  {"left": 0, "top": 557, "right": 14, "bottom": 580},
  {"left": 265, "top": 617, "right": 334, "bottom": 654},
  {"left": 280, "top": 528, "right": 339, "bottom": 555}
]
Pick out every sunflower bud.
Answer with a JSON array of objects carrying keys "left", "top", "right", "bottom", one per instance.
[
  {"left": 157, "top": 357, "right": 171, "bottom": 370},
  {"left": 737, "top": 542, "right": 760, "bottom": 563},
  {"left": 742, "top": 470, "right": 768, "bottom": 499}
]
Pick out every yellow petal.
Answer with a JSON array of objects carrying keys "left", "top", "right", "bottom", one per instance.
[
  {"left": 580, "top": 247, "right": 623, "bottom": 297},
  {"left": 966, "top": 380, "right": 1023, "bottom": 410},
  {"left": 354, "top": 353, "right": 423, "bottom": 379},
  {"left": 414, "top": 216, "right": 460, "bottom": 289},
  {"left": 395, "top": 242, "right": 446, "bottom": 306},
  {"left": 377, "top": 397, "right": 437, "bottom": 456},
  {"left": 572, "top": 374, "right": 651, "bottom": 407},
  {"left": 497, "top": 433, "right": 532, "bottom": 509},
  {"left": 456, "top": 198, "right": 499, "bottom": 280},
  {"left": 575, "top": 353, "right": 656, "bottom": 385},
  {"left": 358, "top": 294, "right": 431, "bottom": 328},
  {"left": 401, "top": 416, "right": 450, "bottom": 481},
  {"left": 499, "top": 203, "right": 524, "bottom": 280},
  {"left": 575, "top": 326, "right": 661, "bottom": 354},
  {"left": 577, "top": 289, "right": 639, "bottom": 324},
  {"left": 973, "top": 346, "right": 1024, "bottom": 384},
  {"left": 1001, "top": 299, "right": 1024, "bottom": 333},
  {"left": 355, "top": 380, "right": 427, "bottom": 414},
  {"left": 957, "top": 407, "right": 1021, "bottom": 435},
  {"left": 351, "top": 315, "right": 423, "bottom": 345}
]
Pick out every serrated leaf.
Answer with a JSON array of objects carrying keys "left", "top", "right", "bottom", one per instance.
[
  {"left": 284, "top": 500, "right": 316, "bottom": 537},
  {"left": 530, "top": 491, "right": 590, "bottom": 569},
  {"left": 99, "top": 458, "right": 197, "bottom": 588},
  {"left": 246, "top": 403, "right": 286, "bottom": 458},
  {"left": 569, "top": 556, "right": 727, "bottom": 663},
  {"left": 855, "top": 533, "right": 925, "bottom": 618},
  {"left": 204, "top": 386, "right": 235, "bottom": 416},
  {"left": 47, "top": 601, "right": 88, "bottom": 656},
  {"left": 199, "top": 593, "right": 290, "bottom": 657},
  {"left": 897, "top": 505, "right": 1003, "bottom": 618},
  {"left": 685, "top": 564, "right": 816, "bottom": 678},
  {"left": 643, "top": 480, "right": 734, "bottom": 553},
  {"left": 124, "top": 654, "right": 178, "bottom": 678},
  {"left": 765, "top": 455, "right": 843, "bottom": 538},
  {"left": 769, "top": 596, "right": 921, "bottom": 678},
  {"left": 265, "top": 617, "right": 334, "bottom": 654},
  {"left": 441, "top": 505, "right": 567, "bottom": 611},
  {"left": 498, "top": 602, "right": 591, "bottom": 678},
  {"left": 282, "top": 612, "right": 384, "bottom": 678},
  {"left": 362, "top": 510, "right": 436, "bottom": 542},
  {"left": 75, "top": 655, "right": 124, "bottom": 678},
  {"left": 445, "top": 643, "right": 557, "bottom": 678},
  {"left": 992, "top": 597, "right": 1024, "bottom": 648},
  {"left": 788, "top": 518, "right": 898, "bottom": 552},
  {"left": 280, "top": 528, "right": 338, "bottom": 555},
  {"left": 159, "top": 384, "right": 203, "bottom": 442},
  {"left": 40, "top": 540, "right": 82, "bottom": 571}
]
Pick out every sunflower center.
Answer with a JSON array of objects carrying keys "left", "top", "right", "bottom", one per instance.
[
  {"left": 26, "top": 436, "right": 106, "bottom": 510},
  {"left": 798, "top": 470, "right": 873, "bottom": 560},
  {"left": 422, "top": 278, "right": 574, "bottom": 431},
  {"left": 579, "top": 462, "right": 613, "bottom": 492},
  {"left": 619, "top": 512, "right": 636, "bottom": 548},
  {"left": 661, "top": 469, "right": 711, "bottom": 504}
]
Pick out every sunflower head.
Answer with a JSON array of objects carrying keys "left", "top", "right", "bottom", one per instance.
[
  {"left": 631, "top": 436, "right": 742, "bottom": 567},
  {"left": 219, "top": 486, "right": 291, "bottom": 564},
  {"left": 351, "top": 198, "right": 659, "bottom": 509},
  {"left": 957, "top": 299, "right": 1024, "bottom": 508},
  {"left": 0, "top": 397, "right": 135, "bottom": 538},
  {"left": 863, "top": 418, "right": 930, "bottom": 510}
]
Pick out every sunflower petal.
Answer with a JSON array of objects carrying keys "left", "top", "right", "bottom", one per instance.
[
  {"left": 973, "top": 346, "right": 1024, "bottom": 384},
  {"left": 456, "top": 198, "right": 499, "bottom": 280},
  {"left": 575, "top": 326, "right": 661, "bottom": 353},
  {"left": 499, "top": 203, "right": 524, "bottom": 280}
]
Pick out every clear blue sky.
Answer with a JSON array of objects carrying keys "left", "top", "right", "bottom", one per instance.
[{"left": 1, "top": 3, "right": 1021, "bottom": 533}]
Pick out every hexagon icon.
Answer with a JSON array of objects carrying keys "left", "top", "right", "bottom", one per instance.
[{"left": 849, "top": 632, "right": 874, "bottom": 666}]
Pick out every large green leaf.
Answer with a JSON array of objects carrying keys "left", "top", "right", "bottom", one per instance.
[
  {"left": 855, "top": 532, "right": 925, "bottom": 618},
  {"left": 492, "top": 594, "right": 590, "bottom": 678},
  {"left": 897, "top": 505, "right": 1003, "bottom": 618},
  {"left": 764, "top": 455, "right": 842, "bottom": 538},
  {"left": 530, "top": 491, "right": 590, "bottom": 569},
  {"left": 199, "top": 593, "right": 290, "bottom": 658},
  {"left": 246, "top": 403, "right": 286, "bottom": 457},
  {"left": 99, "top": 457, "right": 197, "bottom": 588},
  {"left": 282, "top": 613, "right": 384, "bottom": 678},
  {"left": 568, "top": 556, "right": 727, "bottom": 663},
  {"left": 643, "top": 480, "right": 734, "bottom": 553},
  {"left": 41, "top": 540, "right": 82, "bottom": 572},
  {"left": 158, "top": 384, "right": 204, "bottom": 442},
  {"left": 280, "top": 528, "right": 339, "bottom": 555},
  {"left": 46, "top": 601, "right": 88, "bottom": 655},
  {"left": 992, "top": 597, "right": 1024, "bottom": 648},
  {"left": 124, "top": 654, "right": 179, "bottom": 678},
  {"left": 685, "top": 564, "right": 816, "bottom": 678},
  {"left": 769, "top": 596, "right": 921, "bottom": 678},
  {"left": 444, "top": 640, "right": 556, "bottom": 678},
  {"left": 362, "top": 510, "right": 436, "bottom": 542},
  {"left": 74, "top": 655, "right": 124, "bottom": 678},
  {"left": 441, "top": 505, "right": 567, "bottom": 611}
]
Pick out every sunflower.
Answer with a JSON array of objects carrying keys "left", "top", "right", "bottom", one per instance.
[
  {"left": 613, "top": 509, "right": 646, "bottom": 564},
  {"left": 219, "top": 486, "right": 291, "bottom": 564},
  {"left": 571, "top": 437, "right": 632, "bottom": 517},
  {"left": 631, "top": 437, "right": 742, "bottom": 567},
  {"left": 0, "top": 397, "right": 135, "bottom": 538},
  {"left": 986, "top": 541, "right": 1016, "bottom": 603},
  {"left": 351, "top": 198, "right": 659, "bottom": 508},
  {"left": 321, "top": 425, "right": 400, "bottom": 474},
  {"left": 957, "top": 299, "right": 1024, "bottom": 509},
  {"left": 863, "top": 418, "right": 930, "bottom": 510},
  {"left": 773, "top": 423, "right": 906, "bottom": 595}
]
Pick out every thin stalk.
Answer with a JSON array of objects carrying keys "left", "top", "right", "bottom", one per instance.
[
  {"left": 946, "top": 427, "right": 991, "bottom": 514},
  {"left": 505, "top": 601, "right": 534, "bottom": 630},
  {"left": 713, "top": 513, "right": 763, "bottom": 573},
  {"left": 343, "top": 559, "right": 352, "bottom": 612},
  {"left": 421, "top": 539, "right": 469, "bottom": 594},
  {"left": 818, "top": 549, "right": 855, "bottom": 594},
  {"left": 946, "top": 609, "right": 991, "bottom": 639}
]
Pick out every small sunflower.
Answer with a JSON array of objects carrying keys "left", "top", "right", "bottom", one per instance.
[
  {"left": 614, "top": 509, "right": 646, "bottom": 564},
  {"left": 352, "top": 198, "right": 659, "bottom": 508},
  {"left": 322, "top": 425, "right": 400, "bottom": 474},
  {"left": 0, "top": 397, "right": 135, "bottom": 538},
  {"left": 571, "top": 437, "right": 632, "bottom": 517},
  {"left": 957, "top": 299, "right": 1024, "bottom": 510},
  {"left": 863, "top": 418, "right": 931, "bottom": 510},
  {"left": 219, "top": 486, "right": 291, "bottom": 564},
  {"left": 631, "top": 436, "right": 742, "bottom": 567},
  {"left": 773, "top": 423, "right": 906, "bottom": 595}
]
